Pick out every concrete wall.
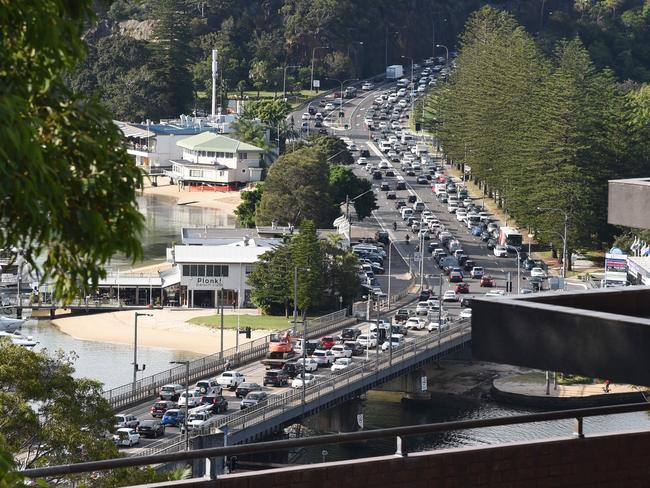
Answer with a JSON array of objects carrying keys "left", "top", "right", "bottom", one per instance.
[
  {"left": 134, "top": 428, "right": 650, "bottom": 488},
  {"left": 608, "top": 178, "right": 650, "bottom": 229}
]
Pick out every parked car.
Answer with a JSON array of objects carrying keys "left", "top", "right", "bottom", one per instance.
[
  {"left": 331, "top": 357, "right": 354, "bottom": 373},
  {"left": 235, "top": 382, "right": 262, "bottom": 398},
  {"left": 263, "top": 369, "right": 289, "bottom": 387},
  {"left": 137, "top": 419, "right": 165, "bottom": 438},
  {"left": 114, "top": 414, "right": 139, "bottom": 430},
  {"left": 240, "top": 391, "right": 269, "bottom": 410},
  {"left": 150, "top": 400, "right": 176, "bottom": 418},
  {"left": 291, "top": 373, "right": 317, "bottom": 389},
  {"left": 217, "top": 371, "right": 246, "bottom": 391},
  {"left": 161, "top": 409, "right": 185, "bottom": 427},
  {"left": 159, "top": 384, "right": 184, "bottom": 401},
  {"left": 113, "top": 428, "right": 140, "bottom": 447}
]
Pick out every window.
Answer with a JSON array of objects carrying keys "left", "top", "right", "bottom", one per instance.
[
  {"left": 225, "top": 152, "right": 234, "bottom": 158},
  {"left": 219, "top": 170, "right": 225, "bottom": 176},
  {"left": 245, "top": 264, "right": 254, "bottom": 275},
  {"left": 183, "top": 265, "right": 190, "bottom": 276},
  {"left": 239, "top": 152, "right": 247, "bottom": 160},
  {"left": 189, "top": 169, "right": 203, "bottom": 178}
]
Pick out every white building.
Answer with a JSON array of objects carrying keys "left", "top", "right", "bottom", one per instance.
[
  {"left": 167, "top": 132, "right": 264, "bottom": 190},
  {"left": 167, "top": 236, "right": 278, "bottom": 308}
]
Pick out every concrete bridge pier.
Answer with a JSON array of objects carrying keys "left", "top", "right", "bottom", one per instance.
[
  {"left": 375, "top": 369, "right": 431, "bottom": 402},
  {"left": 307, "top": 398, "right": 364, "bottom": 433}
]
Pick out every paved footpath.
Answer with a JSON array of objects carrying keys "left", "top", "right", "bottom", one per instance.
[{"left": 494, "top": 374, "right": 643, "bottom": 398}]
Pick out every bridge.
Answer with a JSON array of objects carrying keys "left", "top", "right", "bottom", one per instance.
[{"left": 136, "top": 319, "right": 471, "bottom": 465}]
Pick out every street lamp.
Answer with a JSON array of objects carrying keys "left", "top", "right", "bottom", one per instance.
[
  {"left": 506, "top": 246, "right": 522, "bottom": 294},
  {"left": 343, "top": 188, "right": 374, "bottom": 245},
  {"left": 401, "top": 55, "right": 414, "bottom": 92},
  {"left": 170, "top": 360, "right": 190, "bottom": 451},
  {"left": 283, "top": 65, "right": 300, "bottom": 101},
  {"left": 326, "top": 77, "right": 358, "bottom": 127},
  {"left": 132, "top": 312, "right": 152, "bottom": 391},
  {"left": 310, "top": 46, "right": 331, "bottom": 93},
  {"left": 435, "top": 44, "right": 449, "bottom": 81},
  {"left": 536, "top": 207, "right": 569, "bottom": 279}
]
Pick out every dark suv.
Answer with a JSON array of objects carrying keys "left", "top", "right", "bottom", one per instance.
[
  {"left": 341, "top": 328, "right": 361, "bottom": 340},
  {"left": 199, "top": 395, "right": 229, "bottom": 414},
  {"left": 263, "top": 369, "right": 289, "bottom": 387}
]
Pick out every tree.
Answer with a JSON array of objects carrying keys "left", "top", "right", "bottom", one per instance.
[
  {"left": 247, "top": 245, "right": 293, "bottom": 315},
  {"left": 229, "top": 117, "right": 271, "bottom": 155},
  {"left": 234, "top": 183, "right": 264, "bottom": 228},
  {"left": 1, "top": 0, "right": 144, "bottom": 301},
  {"left": 328, "top": 166, "right": 377, "bottom": 221},
  {"left": 290, "top": 220, "right": 326, "bottom": 316},
  {"left": 256, "top": 148, "right": 334, "bottom": 227},
  {"left": 309, "top": 134, "right": 354, "bottom": 165},
  {"left": 249, "top": 59, "right": 271, "bottom": 98}
]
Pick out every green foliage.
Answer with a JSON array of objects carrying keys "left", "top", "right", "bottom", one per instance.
[
  {"left": 247, "top": 220, "right": 359, "bottom": 315},
  {"left": 308, "top": 135, "right": 354, "bottom": 165},
  {"left": 229, "top": 117, "right": 271, "bottom": 154},
  {"left": 235, "top": 183, "right": 264, "bottom": 228},
  {"left": 434, "top": 6, "right": 648, "bottom": 255},
  {"left": 1, "top": 0, "right": 144, "bottom": 301},
  {"left": 256, "top": 148, "right": 334, "bottom": 227},
  {"left": 245, "top": 99, "right": 291, "bottom": 126},
  {"left": 328, "top": 166, "right": 377, "bottom": 221}
]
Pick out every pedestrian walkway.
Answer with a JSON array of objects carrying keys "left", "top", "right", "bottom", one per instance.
[{"left": 494, "top": 374, "right": 643, "bottom": 398}]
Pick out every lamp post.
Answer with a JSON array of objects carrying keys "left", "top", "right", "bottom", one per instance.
[
  {"left": 401, "top": 55, "right": 414, "bottom": 92},
  {"left": 132, "top": 312, "right": 152, "bottom": 391},
  {"left": 435, "top": 44, "right": 449, "bottom": 81},
  {"left": 507, "top": 246, "right": 522, "bottom": 294},
  {"left": 283, "top": 65, "right": 300, "bottom": 101},
  {"left": 343, "top": 188, "right": 374, "bottom": 246},
  {"left": 170, "top": 360, "right": 190, "bottom": 451},
  {"left": 536, "top": 207, "right": 569, "bottom": 279},
  {"left": 310, "top": 46, "right": 330, "bottom": 93},
  {"left": 294, "top": 266, "right": 310, "bottom": 414},
  {"left": 326, "top": 78, "right": 358, "bottom": 127}
]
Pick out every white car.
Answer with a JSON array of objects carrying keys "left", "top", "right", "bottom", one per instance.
[
  {"left": 381, "top": 334, "right": 404, "bottom": 351},
  {"left": 447, "top": 203, "right": 458, "bottom": 213},
  {"left": 296, "top": 357, "right": 319, "bottom": 372},
  {"left": 291, "top": 373, "right": 317, "bottom": 389},
  {"left": 114, "top": 414, "right": 139, "bottom": 430},
  {"left": 357, "top": 157, "right": 368, "bottom": 165},
  {"left": 217, "top": 371, "right": 246, "bottom": 390},
  {"left": 325, "top": 103, "right": 335, "bottom": 111},
  {"left": 455, "top": 210, "right": 468, "bottom": 222},
  {"left": 330, "top": 344, "right": 353, "bottom": 359},
  {"left": 378, "top": 161, "right": 390, "bottom": 170},
  {"left": 177, "top": 390, "right": 202, "bottom": 408},
  {"left": 442, "top": 290, "right": 458, "bottom": 302},
  {"left": 357, "top": 333, "right": 377, "bottom": 349},
  {"left": 415, "top": 301, "right": 430, "bottom": 315},
  {"left": 493, "top": 245, "right": 508, "bottom": 257},
  {"left": 362, "top": 82, "right": 374, "bottom": 90},
  {"left": 311, "top": 349, "right": 336, "bottom": 366},
  {"left": 459, "top": 308, "right": 472, "bottom": 319},
  {"left": 113, "top": 428, "right": 140, "bottom": 447},
  {"left": 301, "top": 113, "right": 310, "bottom": 120},
  {"left": 331, "top": 358, "right": 354, "bottom": 372},
  {"left": 405, "top": 317, "right": 426, "bottom": 330},
  {"left": 530, "top": 267, "right": 546, "bottom": 278},
  {"left": 427, "top": 320, "right": 449, "bottom": 333},
  {"left": 485, "top": 290, "right": 506, "bottom": 297},
  {"left": 470, "top": 267, "right": 485, "bottom": 279}
]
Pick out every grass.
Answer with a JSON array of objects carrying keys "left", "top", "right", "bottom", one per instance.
[
  {"left": 188, "top": 314, "right": 295, "bottom": 330},
  {"left": 556, "top": 374, "right": 594, "bottom": 386}
]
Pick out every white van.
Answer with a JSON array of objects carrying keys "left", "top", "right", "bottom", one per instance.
[
  {"left": 415, "top": 144, "right": 429, "bottom": 157},
  {"left": 401, "top": 132, "right": 414, "bottom": 144},
  {"left": 434, "top": 184, "right": 446, "bottom": 195},
  {"left": 379, "top": 141, "right": 392, "bottom": 153},
  {"left": 381, "top": 334, "right": 405, "bottom": 351},
  {"left": 401, "top": 208, "right": 414, "bottom": 220},
  {"left": 413, "top": 201, "right": 425, "bottom": 212}
]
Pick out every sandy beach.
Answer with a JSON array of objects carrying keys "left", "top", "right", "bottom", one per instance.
[
  {"left": 141, "top": 176, "right": 242, "bottom": 212},
  {"left": 51, "top": 309, "right": 267, "bottom": 355}
]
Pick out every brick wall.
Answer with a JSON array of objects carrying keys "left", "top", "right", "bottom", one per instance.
[{"left": 136, "top": 429, "right": 650, "bottom": 488}]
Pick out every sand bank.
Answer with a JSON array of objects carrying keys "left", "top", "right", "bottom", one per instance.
[
  {"left": 141, "top": 177, "right": 242, "bottom": 212},
  {"left": 51, "top": 309, "right": 266, "bottom": 356}
]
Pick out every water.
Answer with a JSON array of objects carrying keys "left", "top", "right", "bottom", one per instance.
[
  {"left": 19, "top": 194, "right": 226, "bottom": 389},
  {"left": 296, "top": 391, "right": 650, "bottom": 463}
]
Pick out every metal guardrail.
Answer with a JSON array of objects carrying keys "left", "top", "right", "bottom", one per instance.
[
  {"left": 22, "top": 400, "right": 650, "bottom": 479},
  {"left": 136, "top": 319, "right": 472, "bottom": 457},
  {"left": 104, "top": 308, "right": 353, "bottom": 410}
]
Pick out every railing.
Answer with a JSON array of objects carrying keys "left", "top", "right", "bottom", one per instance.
[
  {"left": 136, "top": 319, "right": 471, "bottom": 457},
  {"left": 21, "top": 401, "right": 650, "bottom": 479},
  {"left": 104, "top": 308, "right": 355, "bottom": 410}
]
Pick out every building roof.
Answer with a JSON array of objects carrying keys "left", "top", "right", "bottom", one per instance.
[
  {"left": 172, "top": 241, "right": 274, "bottom": 264},
  {"left": 177, "top": 132, "right": 263, "bottom": 153},
  {"left": 115, "top": 120, "right": 216, "bottom": 138},
  {"left": 170, "top": 159, "right": 229, "bottom": 171}
]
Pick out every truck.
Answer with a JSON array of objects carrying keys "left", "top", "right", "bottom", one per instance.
[
  {"left": 386, "top": 64, "right": 404, "bottom": 80},
  {"left": 498, "top": 227, "right": 523, "bottom": 251},
  {"left": 261, "top": 330, "right": 297, "bottom": 369}
]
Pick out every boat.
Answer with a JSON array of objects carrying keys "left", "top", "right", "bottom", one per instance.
[
  {"left": 0, "top": 315, "right": 25, "bottom": 332},
  {"left": 0, "top": 330, "right": 37, "bottom": 348}
]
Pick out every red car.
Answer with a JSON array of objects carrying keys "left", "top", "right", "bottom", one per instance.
[
  {"left": 455, "top": 283, "right": 470, "bottom": 294},
  {"left": 150, "top": 400, "right": 177, "bottom": 418},
  {"left": 480, "top": 275, "right": 495, "bottom": 287},
  {"left": 319, "top": 336, "right": 336, "bottom": 349}
]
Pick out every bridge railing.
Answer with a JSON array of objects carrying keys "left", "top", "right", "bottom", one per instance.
[
  {"left": 104, "top": 308, "right": 356, "bottom": 410},
  {"left": 136, "top": 319, "right": 471, "bottom": 457}
]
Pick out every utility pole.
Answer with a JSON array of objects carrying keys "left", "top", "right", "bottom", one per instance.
[
  {"left": 310, "top": 46, "right": 330, "bottom": 93},
  {"left": 220, "top": 288, "right": 224, "bottom": 358},
  {"left": 211, "top": 49, "right": 218, "bottom": 118},
  {"left": 133, "top": 312, "right": 152, "bottom": 391}
]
